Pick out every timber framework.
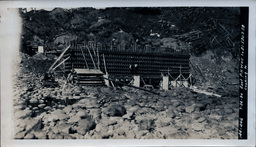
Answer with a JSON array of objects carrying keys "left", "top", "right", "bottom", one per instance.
[{"left": 62, "top": 40, "right": 191, "bottom": 89}]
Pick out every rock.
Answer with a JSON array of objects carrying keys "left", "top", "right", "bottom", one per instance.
[
  {"left": 196, "top": 117, "right": 206, "bottom": 123},
  {"left": 52, "top": 124, "right": 71, "bottom": 134},
  {"left": 68, "top": 115, "right": 81, "bottom": 124},
  {"left": 14, "top": 109, "right": 32, "bottom": 119},
  {"left": 34, "top": 131, "right": 47, "bottom": 139},
  {"left": 88, "top": 108, "right": 101, "bottom": 120},
  {"left": 185, "top": 104, "right": 196, "bottom": 113},
  {"left": 195, "top": 103, "right": 207, "bottom": 111},
  {"left": 38, "top": 104, "right": 46, "bottom": 108},
  {"left": 39, "top": 100, "right": 44, "bottom": 104},
  {"left": 126, "top": 105, "right": 140, "bottom": 114},
  {"left": 105, "top": 104, "right": 126, "bottom": 117},
  {"left": 208, "top": 112, "right": 222, "bottom": 120},
  {"left": 125, "top": 131, "right": 135, "bottom": 139},
  {"left": 155, "top": 126, "right": 178, "bottom": 137},
  {"left": 176, "top": 106, "right": 185, "bottom": 112},
  {"left": 24, "top": 132, "right": 36, "bottom": 139},
  {"left": 166, "top": 109, "right": 176, "bottom": 118},
  {"left": 136, "top": 107, "right": 154, "bottom": 115},
  {"left": 74, "top": 118, "right": 96, "bottom": 135},
  {"left": 192, "top": 123, "right": 204, "bottom": 131},
  {"left": 134, "top": 130, "right": 148, "bottom": 139},
  {"left": 102, "top": 132, "right": 113, "bottom": 139},
  {"left": 63, "top": 134, "right": 76, "bottom": 139},
  {"left": 49, "top": 109, "right": 69, "bottom": 121},
  {"left": 154, "top": 102, "right": 166, "bottom": 111},
  {"left": 101, "top": 117, "right": 118, "bottom": 126},
  {"left": 155, "top": 116, "right": 172, "bottom": 128},
  {"left": 117, "top": 128, "right": 125, "bottom": 135},
  {"left": 95, "top": 123, "right": 108, "bottom": 132},
  {"left": 136, "top": 116, "right": 155, "bottom": 131},
  {"left": 15, "top": 132, "right": 26, "bottom": 139},
  {"left": 25, "top": 116, "right": 43, "bottom": 132},
  {"left": 44, "top": 106, "right": 52, "bottom": 111},
  {"left": 54, "top": 134, "right": 64, "bottom": 139},
  {"left": 191, "top": 112, "right": 201, "bottom": 120},
  {"left": 225, "top": 108, "right": 233, "bottom": 114},
  {"left": 58, "top": 105, "right": 65, "bottom": 109},
  {"left": 77, "top": 98, "right": 99, "bottom": 109},
  {"left": 76, "top": 109, "right": 89, "bottom": 119},
  {"left": 14, "top": 105, "right": 26, "bottom": 111},
  {"left": 29, "top": 98, "right": 38, "bottom": 104},
  {"left": 63, "top": 105, "right": 72, "bottom": 114},
  {"left": 122, "top": 112, "right": 133, "bottom": 119},
  {"left": 73, "top": 90, "right": 82, "bottom": 96},
  {"left": 72, "top": 96, "right": 81, "bottom": 100},
  {"left": 172, "top": 101, "right": 182, "bottom": 107}
]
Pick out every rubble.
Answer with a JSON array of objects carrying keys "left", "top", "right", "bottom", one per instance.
[{"left": 13, "top": 52, "right": 239, "bottom": 139}]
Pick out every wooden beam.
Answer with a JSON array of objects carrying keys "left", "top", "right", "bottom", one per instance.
[
  {"left": 48, "top": 45, "right": 71, "bottom": 73},
  {"left": 85, "top": 45, "right": 97, "bottom": 69}
]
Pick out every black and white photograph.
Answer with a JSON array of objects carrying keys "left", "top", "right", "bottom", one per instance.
[{"left": 0, "top": 1, "right": 255, "bottom": 146}]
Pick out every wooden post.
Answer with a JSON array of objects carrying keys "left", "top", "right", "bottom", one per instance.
[
  {"left": 162, "top": 75, "right": 169, "bottom": 90},
  {"left": 86, "top": 45, "right": 97, "bottom": 69},
  {"left": 103, "top": 74, "right": 110, "bottom": 87},
  {"left": 133, "top": 75, "right": 140, "bottom": 87},
  {"left": 97, "top": 46, "right": 100, "bottom": 69},
  {"left": 79, "top": 46, "right": 89, "bottom": 69}
]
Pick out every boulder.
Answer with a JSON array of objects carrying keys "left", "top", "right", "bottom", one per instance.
[
  {"left": 38, "top": 104, "right": 46, "bottom": 108},
  {"left": 76, "top": 109, "right": 90, "bottom": 119},
  {"left": 52, "top": 124, "right": 71, "bottom": 134},
  {"left": 95, "top": 123, "right": 108, "bottom": 132},
  {"left": 136, "top": 116, "right": 155, "bottom": 131},
  {"left": 39, "top": 100, "right": 44, "bottom": 104},
  {"left": 63, "top": 105, "right": 73, "bottom": 114},
  {"left": 68, "top": 115, "right": 81, "bottom": 124},
  {"left": 44, "top": 106, "right": 52, "bottom": 111},
  {"left": 49, "top": 109, "right": 69, "bottom": 122},
  {"left": 88, "top": 108, "right": 101, "bottom": 120},
  {"left": 105, "top": 104, "right": 126, "bottom": 117},
  {"left": 155, "top": 126, "right": 178, "bottom": 136},
  {"left": 101, "top": 117, "right": 118, "bottom": 126},
  {"left": 196, "top": 117, "right": 206, "bottom": 123},
  {"left": 101, "top": 132, "right": 113, "bottom": 139},
  {"left": 29, "top": 98, "right": 38, "bottom": 105},
  {"left": 185, "top": 104, "right": 196, "bottom": 113},
  {"left": 166, "top": 109, "right": 176, "bottom": 118},
  {"left": 77, "top": 98, "right": 99, "bottom": 109},
  {"left": 125, "top": 131, "right": 136, "bottom": 139},
  {"left": 155, "top": 116, "right": 173, "bottom": 128},
  {"left": 126, "top": 105, "right": 140, "bottom": 114},
  {"left": 74, "top": 118, "right": 96, "bottom": 135},
  {"left": 192, "top": 123, "right": 204, "bottom": 131}
]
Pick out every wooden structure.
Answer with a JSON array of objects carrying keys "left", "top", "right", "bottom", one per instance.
[
  {"left": 73, "top": 68, "right": 105, "bottom": 86},
  {"left": 63, "top": 41, "right": 190, "bottom": 88}
]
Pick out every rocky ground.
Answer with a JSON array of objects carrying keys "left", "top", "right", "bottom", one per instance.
[
  {"left": 12, "top": 52, "right": 239, "bottom": 139},
  {"left": 13, "top": 68, "right": 239, "bottom": 139}
]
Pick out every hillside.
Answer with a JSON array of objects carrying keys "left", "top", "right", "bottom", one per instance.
[{"left": 19, "top": 7, "right": 240, "bottom": 56}]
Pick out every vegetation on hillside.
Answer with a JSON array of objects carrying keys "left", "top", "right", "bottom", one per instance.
[{"left": 19, "top": 7, "right": 240, "bottom": 57}]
